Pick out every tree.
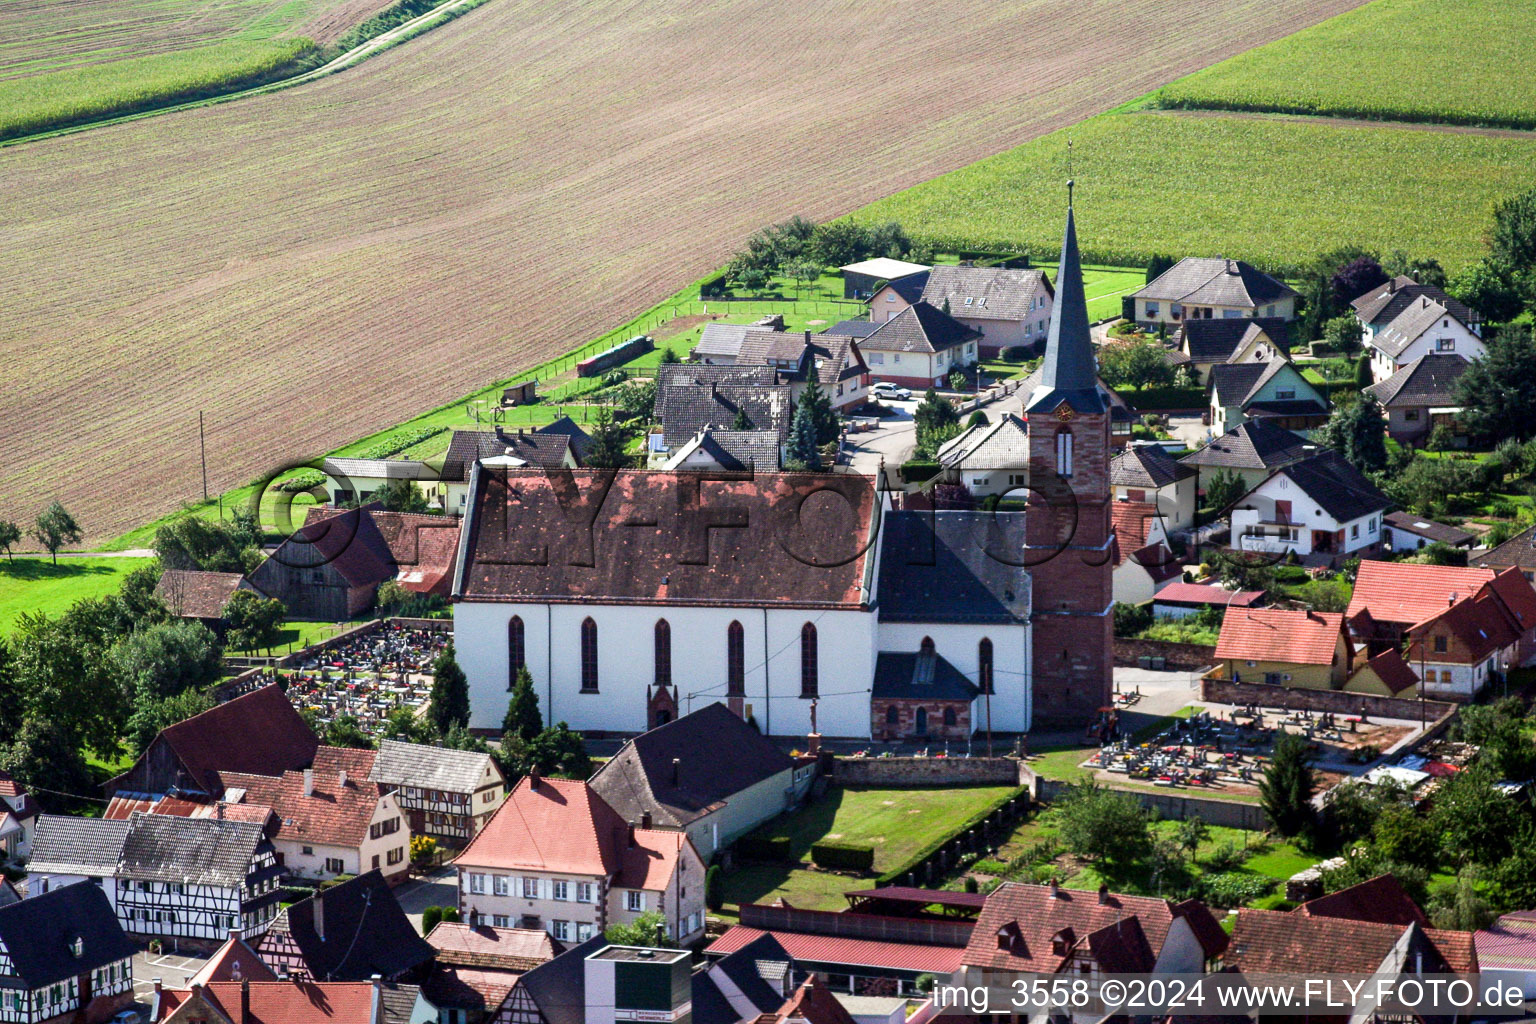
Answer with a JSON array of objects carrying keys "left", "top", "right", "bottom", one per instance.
[
  {"left": 812, "top": 220, "right": 869, "bottom": 268},
  {"left": 1450, "top": 258, "right": 1525, "bottom": 323},
  {"left": 154, "top": 508, "right": 261, "bottom": 573},
  {"left": 1384, "top": 251, "right": 1447, "bottom": 288},
  {"left": 429, "top": 642, "right": 471, "bottom": 735},
  {"left": 1260, "top": 731, "right": 1315, "bottom": 837},
  {"left": 503, "top": 666, "right": 543, "bottom": 745},
  {"left": 126, "top": 687, "right": 214, "bottom": 756},
  {"left": 1370, "top": 802, "right": 1439, "bottom": 871},
  {"left": 0, "top": 521, "right": 19, "bottom": 561},
  {"left": 1331, "top": 255, "right": 1388, "bottom": 307},
  {"left": 0, "top": 716, "right": 92, "bottom": 807},
  {"left": 705, "top": 864, "right": 724, "bottom": 911},
  {"left": 411, "top": 835, "right": 440, "bottom": 867},
  {"left": 526, "top": 722, "right": 592, "bottom": 778},
  {"left": 605, "top": 910, "right": 666, "bottom": 946},
  {"left": 109, "top": 619, "right": 222, "bottom": 703},
  {"left": 1298, "top": 246, "right": 1376, "bottom": 340},
  {"left": 913, "top": 388, "right": 960, "bottom": 457},
  {"left": 1427, "top": 869, "right": 1494, "bottom": 931},
  {"left": 1490, "top": 186, "right": 1536, "bottom": 273},
  {"left": 376, "top": 478, "right": 432, "bottom": 514},
  {"left": 1145, "top": 253, "right": 1176, "bottom": 284},
  {"left": 1354, "top": 353, "right": 1372, "bottom": 390},
  {"left": 381, "top": 706, "right": 436, "bottom": 744},
  {"left": 1202, "top": 468, "right": 1246, "bottom": 512},
  {"left": 658, "top": 347, "right": 680, "bottom": 365},
  {"left": 1455, "top": 325, "right": 1536, "bottom": 445},
  {"left": 584, "top": 407, "right": 631, "bottom": 469},
  {"left": 1175, "top": 816, "right": 1208, "bottom": 860},
  {"left": 967, "top": 410, "right": 989, "bottom": 428},
  {"left": 784, "top": 398, "right": 822, "bottom": 471},
  {"left": 786, "top": 257, "right": 823, "bottom": 298},
  {"left": 1056, "top": 783, "right": 1151, "bottom": 864},
  {"left": 1323, "top": 315, "right": 1364, "bottom": 357},
  {"left": 1429, "top": 765, "right": 1526, "bottom": 867},
  {"left": 1387, "top": 455, "right": 1478, "bottom": 515},
  {"left": 1097, "top": 337, "right": 1174, "bottom": 389},
  {"left": 864, "top": 221, "right": 911, "bottom": 260},
  {"left": 224, "top": 589, "right": 286, "bottom": 653},
  {"left": 116, "top": 562, "right": 168, "bottom": 629},
  {"left": 730, "top": 407, "right": 753, "bottom": 430},
  {"left": 32, "top": 501, "right": 82, "bottom": 564},
  {"left": 1314, "top": 395, "right": 1386, "bottom": 473},
  {"left": 1217, "top": 551, "right": 1276, "bottom": 594},
  {"left": 10, "top": 607, "right": 128, "bottom": 758},
  {"left": 324, "top": 714, "right": 375, "bottom": 749},
  {"left": 798, "top": 361, "right": 839, "bottom": 446}
]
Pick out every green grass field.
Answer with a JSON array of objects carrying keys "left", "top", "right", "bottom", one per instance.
[
  {"left": 1156, "top": 0, "right": 1536, "bottom": 129},
  {"left": 717, "top": 785, "right": 1016, "bottom": 916},
  {"left": 0, "top": 557, "right": 144, "bottom": 632},
  {"left": 849, "top": 110, "right": 1536, "bottom": 273}
]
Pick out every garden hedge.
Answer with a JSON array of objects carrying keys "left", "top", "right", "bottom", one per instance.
[
  {"left": 736, "top": 834, "right": 793, "bottom": 862},
  {"left": 811, "top": 840, "right": 875, "bottom": 872}
]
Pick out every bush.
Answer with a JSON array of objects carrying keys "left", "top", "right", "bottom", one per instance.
[
  {"left": 1202, "top": 841, "right": 1248, "bottom": 873},
  {"left": 1200, "top": 872, "right": 1276, "bottom": 908},
  {"left": 900, "top": 459, "right": 942, "bottom": 483},
  {"left": 811, "top": 840, "right": 875, "bottom": 872},
  {"left": 1000, "top": 345, "right": 1031, "bottom": 362},
  {"left": 737, "top": 834, "right": 793, "bottom": 862},
  {"left": 705, "top": 864, "right": 723, "bottom": 911}
]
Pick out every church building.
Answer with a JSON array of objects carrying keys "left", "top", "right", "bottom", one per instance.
[{"left": 450, "top": 204, "right": 1113, "bottom": 738}]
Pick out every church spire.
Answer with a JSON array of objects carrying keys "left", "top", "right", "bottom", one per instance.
[{"left": 1026, "top": 191, "right": 1104, "bottom": 413}]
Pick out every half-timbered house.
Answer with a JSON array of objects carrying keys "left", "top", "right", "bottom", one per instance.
[
  {"left": 0, "top": 882, "right": 136, "bottom": 1024},
  {"left": 369, "top": 739, "right": 506, "bottom": 846},
  {"left": 256, "top": 871, "right": 435, "bottom": 982}
]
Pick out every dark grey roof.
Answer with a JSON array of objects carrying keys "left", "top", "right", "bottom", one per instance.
[
  {"left": 694, "top": 323, "right": 755, "bottom": 359},
  {"left": 518, "top": 935, "right": 608, "bottom": 1024},
  {"left": 1352, "top": 276, "right": 1478, "bottom": 328},
  {"left": 1027, "top": 206, "right": 1104, "bottom": 414},
  {"left": 878, "top": 270, "right": 929, "bottom": 304},
  {"left": 380, "top": 983, "right": 427, "bottom": 1024},
  {"left": 442, "top": 428, "right": 576, "bottom": 481},
  {"left": 371, "top": 739, "right": 497, "bottom": 794},
  {"left": 860, "top": 301, "right": 980, "bottom": 354},
  {"left": 695, "top": 933, "right": 791, "bottom": 1024},
  {"left": 919, "top": 265, "right": 1052, "bottom": 321},
  {"left": 1474, "top": 524, "right": 1536, "bottom": 570},
  {"left": 536, "top": 417, "right": 593, "bottom": 461},
  {"left": 1383, "top": 512, "right": 1474, "bottom": 546},
  {"left": 828, "top": 319, "right": 882, "bottom": 339},
  {"left": 29, "top": 815, "right": 130, "bottom": 877},
  {"left": 877, "top": 511, "right": 1030, "bottom": 624},
  {"left": 1373, "top": 296, "right": 1471, "bottom": 358},
  {"left": 1250, "top": 450, "right": 1390, "bottom": 523},
  {"left": 1364, "top": 353, "right": 1469, "bottom": 407},
  {"left": 1180, "top": 420, "right": 1317, "bottom": 471},
  {"left": 1135, "top": 257, "right": 1295, "bottom": 306},
  {"left": 1207, "top": 358, "right": 1319, "bottom": 411},
  {"left": 793, "top": 331, "right": 865, "bottom": 385},
  {"left": 1178, "top": 317, "right": 1291, "bottom": 364},
  {"left": 1111, "top": 445, "right": 1194, "bottom": 489},
  {"left": 118, "top": 814, "right": 267, "bottom": 889},
  {"left": 0, "top": 880, "right": 17, "bottom": 907},
  {"left": 871, "top": 651, "right": 979, "bottom": 701},
  {"left": 0, "top": 882, "right": 136, "bottom": 989},
  {"left": 276, "top": 870, "right": 435, "bottom": 981},
  {"left": 589, "top": 703, "right": 793, "bottom": 830},
  {"left": 673, "top": 429, "right": 781, "bottom": 471},
  {"left": 654, "top": 365, "right": 791, "bottom": 448},
  {"left": 1245, "top": 398, "right": 1328, "bottom": 417}
]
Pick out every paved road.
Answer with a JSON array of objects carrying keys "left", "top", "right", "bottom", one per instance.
[
  {"left": 395, "top": 865, "right": 458, "bottom": 933},
  {"left": 844, "top": 397, "right": 918, "bottom": 477}
]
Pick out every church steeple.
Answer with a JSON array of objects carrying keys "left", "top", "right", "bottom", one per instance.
[{"left": 1026, "top": 194, "right": 1105, "bottom": 413}]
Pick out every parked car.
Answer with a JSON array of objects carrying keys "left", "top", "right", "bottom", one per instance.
[
  {"left": 871, "top": 382, "right": 912, "bottom": 400},
  {"left": 111, "top": 1010, "right": 142, "bottom": 1024}
]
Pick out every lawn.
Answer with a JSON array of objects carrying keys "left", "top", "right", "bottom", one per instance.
[
  {"left": 0, "top": 556, "right": 144, "bottom": 633},
  {"left": 1155, "top": 0, "right": 1536, "bottom": 130},
  {"left": 718, "top": 784, "right": 1016, "bottom": 916},
  {"left": 848, "top": 110, "right": 1536, "bottom": 273}
]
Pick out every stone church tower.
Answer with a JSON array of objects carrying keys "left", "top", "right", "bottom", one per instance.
[{"left": 1024, "top": 199, "right": 1115, "bottom": 725}]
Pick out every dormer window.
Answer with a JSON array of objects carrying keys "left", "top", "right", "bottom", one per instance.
[{"left": 69, "top": 936, "right": 84, "bottom": 958}]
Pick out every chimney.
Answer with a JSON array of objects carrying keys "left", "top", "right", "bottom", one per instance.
[
  {"left": 1098, "top": 884, "right": 1110, "bottom": 905},
  {"left": 217, "top": 802, "right": 224, "bottom": 820},
  {"left": 1388, "top": 279, "right": 1397, "bottom": 293},
  {"left": 627, "top": 822, "right": 637, "bottom": 848},
  {"left": 229, "top": 927, "right": 242, "bottom": 941},
  {"left": 338, "top": 769, "right": 348, "bottom": 789},
  {"left": 372, "top": 975, "right": 384, "bottom": 1022},
  {"left": 303, "top": 769, "right": 314, "bottom": 797},
  {"left": 528, "top": 772, "right": 539, "bottom": 791},
  {"left": 240, "top": 978, "right": 250, "bottom": 1023},
  {"left": 1049, "top": 879, "right": 1061, "bottom": 899},
  {"left": 640, "top": 811, "right": 653, "bottom": 830},
  {"left": 671, "top": 758, "right": 680, "bottom": 787},
  {"left": 153, "top": 979, "right": 162, "bottom": 995}
]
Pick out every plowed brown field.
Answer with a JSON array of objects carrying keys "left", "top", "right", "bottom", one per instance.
[{"left": 0, "top": 0, "right": 1364, "bottom": 541}]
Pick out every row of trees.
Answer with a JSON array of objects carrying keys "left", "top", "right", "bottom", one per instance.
[
  {"left": 728, "top": 216, "right": 922, "bottom": 291},
  {"left": 0, "top": 500, "right": 84, "bottom": 564}
]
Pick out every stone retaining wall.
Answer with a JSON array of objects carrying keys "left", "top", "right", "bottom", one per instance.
[
  {"left": 829, "top": 756, "right": 1026, "bottom": 787},
  {"left": 1200, "top": 678, "right": 1455, "bottom": 723},
  {"left": 1114, "top": 637, "right": 1215, "bottom": 670}
]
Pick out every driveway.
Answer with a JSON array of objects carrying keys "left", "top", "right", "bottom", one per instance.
[
  {"left": 845, "top": 397, "right": 917, "bottom": 477},
  {"left": 1166, "top": 414, "right": 1208, "bottom": 448},
  {"left": 132, "top": 947, "right": 209, "bottom": 1009},
  {"left": 394, "top": 865, "right": 458, "bottom": 933}
]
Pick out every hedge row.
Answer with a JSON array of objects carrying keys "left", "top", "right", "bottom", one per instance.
[
  {"left": 900, "top": 460, "right": 941, "bottom": 483},
  {"left": 736, "top": 834, "right": 793, "bottom": 862},
  {"left": 876, "top": 786, "right": 1028, "bottom": 886},
  {"left": 1120, "top": 386, "right": 1205, "bottom": 411},
  {"left": 349, "top": 425, "right": 449, "bottom": 461},
  {"left": 810, "top": 840, "right": 875, "bottom": 872}
]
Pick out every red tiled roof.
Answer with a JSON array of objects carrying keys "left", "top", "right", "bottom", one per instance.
[
  {"left": 0, "top": 772, "right": 23, "bottom": 799},
  {"left": 964, "top": 883, "right": 1190, "bottom": 972},
  {"left": 306, "top": 507, "right": 461, "bottom": 597},
  {"left": 279, "top": 503, "right": 397, "bottom": 589},
  {"left": 1297, "top": 875, "right": 1428, "bottom": 927},
  {"left": 1408, "top": 588, "right": 1522, "bottom": 663},
  {"left": 1476, "top": 911, "right": 1536, "bottom": 972},
  {"left": 189, "top": 933, "right": 280, "bottom": 985},
  {"left": 427, "top": 923, "right": 560, "bottom": 971},
  {"left": 422, "top": 966, "right": 518, "bottom": 1015},
  {"left": 455, "top": 777, "right": 626, "bottom": 877},
  {"left": 1353, "top": 649, "right": 1421, "bottom": 696},
  {"left": 1152, "top": 583, "right": 1264, "bottom": 608},
  {"left": 152, "top": 684, "right": 319, "bottom": 797},
  {"left": 219, "top": 756, "right": 389, "bottom": 849},
  {"left": 1214, "top": 608, "right": 1348, "bottom": 666},
  {"left": 1230, "top": 910, "right": 1477, "bottom": 975},
  {"left": 767, "top": 977, "right": 858, "bottom": 1024},
  {"left": 1171, "top": 899, "right": 1231, "bottom": 959},
  {"left": 620, "top": 828, "right": 698, "bottom": 892},
  {"left": 709, "top": 925, "right": 963, "bottom": 974},
  {"left": 169, "top": 980, "right": 376, "bottom": 1024},
  {"left": 1480, "top": 566, "right": 1536, "bottom": 634},
  {"left": 1111, "top": 500, "right": 1161, "bottom": 551},
  {"left": 1427, "top": 928, "right": 1479, "bottom": 974},
  {"left": 155, "top": 569, "right": 249, "bottom": 620},
  {"left": 1346, "top": 561, "right": 1495, "bottom": 626}
]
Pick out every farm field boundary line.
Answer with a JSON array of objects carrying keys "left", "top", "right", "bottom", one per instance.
[
  {"left": 1148, "top": 107, "right": 1536, "bottom": 141},
  {"left": 0, "top": 0, "right": 490, "bottom": 149}
]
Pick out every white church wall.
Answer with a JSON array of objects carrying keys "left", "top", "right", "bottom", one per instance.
[{"left": 876, "top": 621, "right": 1031, "bottom": 733}]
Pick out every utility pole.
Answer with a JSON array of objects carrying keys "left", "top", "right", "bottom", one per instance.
[{"left": 199, "top": 411, "right": 209, "bottom": 502}]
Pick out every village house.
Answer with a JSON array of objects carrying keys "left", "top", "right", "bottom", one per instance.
[
  {"left": 649, "top": 364, "right": 791, "bottom": 465},
  {"left": 870, "top": 265, "right": 1054, "bottom": 357},
  {"left": 319, "top": 456, "right": 439, "bottom": 508},
  {"left": 454, "top": 776, "right": 707, "bottom": 947},
  {"left": 959, "top": 882, "right": 1228, "bottom": 981},
  {"left": 1475, "top": 523, "right": 1536, "bottom": 581},
  {"left": 0, "top": 882, "right": 136, "bottom": 1024},
  {"left": 421, "top": 920, "right": 561, "bottom": 1023},
  {"left": 1381, "top": 510, "right": 1475, "bottom": 554},
  {"left": 933, "top": 413, "right": 1030, "bottom": 498},
  {"left": 439, "top": 422, "right": 591, "bottom": 514},
  {"left": 28, "top": 813, "right": 283, "bottom": 944},
  {"left": 1132, "top": 257, "right": 1297, "bottom": 327},
  {"left": 368, "top": 738, "right": 506, "bottom": 847},
  {"left": 660, "top": 428, "right": 783, "bottom": 472},
  {"left": 257, "top": 871, "right": 436, "bottom": 982},
  {"left": 689, "top": 316, "right": 787, "bottom": 364},
  {"left": 1178, "top": 419, "right": 1318, "bottom": 494},
  {"left": 1167, "top": 317, "right": 1292, "bottom": 384},
  {"left": 0, "top": 773, "right": 37, "bottom": 866},
  {"left": 1341, "top": 647, "right": 1421, "bottom": 698},
  {"left": 247, "top": 503, "right": 398, "bottom": 620},
  {"left": 1226, "top": 449, "right": 1391, "bottom": 563},
  {"left": 1151, "top": 582, "right": 1265, "bottom": 619},
  {"left": 106, "top": 683, "right": 320, "bottom": 803},
  {"left": 858, "top": 301, "right": 980, "bottom": 389},
  {"left": 1477, "top": 911, "right": 1536, "bottom": 999},
  {"left": 1109, "top": 501, "right": 1181, "bottom": 606},
  {"left": 839, "top": 258, "right": 929, "bottom": 300},
  {"left": 154, "top": 569, "right": 261, "bottom": 635},
  {"left": 1366, "top": 294, "right": 1487, "bottom": 383},
  {"left": 588, "top": 703, "right": 803, "bottom": 860},
  {"left": 734, "top": 328, "right": 870, "bottom": 413},
  {"left": 1210, "top": 608, "right": 1354, "bottom": 690},
  {"left": 1353, "top": 275, "right": 1482, "bottom": 348},
  {"left": 1206, "top": 357, "right": 1329, "bottom": 436},
  {"left": 1403, "top": 571, "right": 1536, "bottom": 699},
  {"left": 218, "top": 746, "right": 411, "bottom": 885},
  {"left": 303, "top": 505, "right": 462, "bottom": 598},
  {"left": 152, "top": 972, "right": 436, "bottom": 1024},
  {"left": 1363, "top": 352, "right": 1472, "bottom": 445},
  {"left": 1110, "top": 444, "right": 1197, "bottom": 531}
]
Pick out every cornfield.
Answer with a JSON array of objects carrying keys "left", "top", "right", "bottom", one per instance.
[{"left": 1155, "top": 0, "right": 1536, "bottom": 130}]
